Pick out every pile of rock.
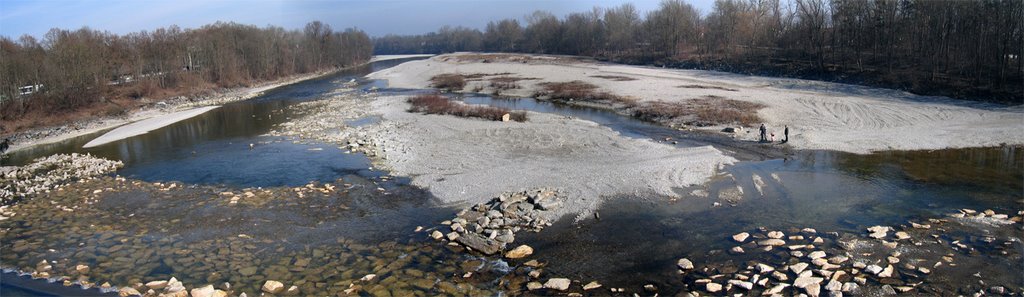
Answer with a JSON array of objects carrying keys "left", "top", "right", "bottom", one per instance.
[
  {"left": 0, "top": 153, "right": 123, "bottom": 205},
  {"left": 950, "top": 208, "right": 1021, "bottom": 226},
  {"left": 427, "top": 188, "right": 562, "bottom": 255},
  {"left": 676, "top": 227, "right": 939, "bottom": 296}
]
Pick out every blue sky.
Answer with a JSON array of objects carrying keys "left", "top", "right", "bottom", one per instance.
[{"left": 0, "top": 0, "right": 716, "bottom": 39}]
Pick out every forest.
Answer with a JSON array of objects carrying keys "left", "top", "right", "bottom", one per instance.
[
  {"left": 374, "top": 0, "right": 1023, "bottom": 104},
  {"left": 0, "top": 21, "right": 372, "bottom": 126}
]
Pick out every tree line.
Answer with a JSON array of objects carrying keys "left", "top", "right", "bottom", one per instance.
[
  {"left": 373, "top": 0, "right": 1023, "bottom": 104},
  {"left": 1, "top": 21, "right": 372, "bottom": 122}
]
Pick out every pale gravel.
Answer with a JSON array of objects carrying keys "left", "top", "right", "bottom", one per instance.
[
  {"left": 368, "top": 53, "right": 1024, "bottom": 154},
  {"left": 365, "top": 96, "right": 734, "bottom": 221},
  {"left": 83, "top": 106, "right": 220, "bottom": 148}
]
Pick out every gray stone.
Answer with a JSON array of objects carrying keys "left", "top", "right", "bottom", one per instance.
[
  {"left": 455, "top": 233, "right": 501, "bottom": 255},
  {"left": 543, "top": 278, "right": 571, "bottom": 291}
]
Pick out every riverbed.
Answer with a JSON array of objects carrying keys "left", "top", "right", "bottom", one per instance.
[{"left": 1, "top": 57, "right": 1021, "bottom": 296}]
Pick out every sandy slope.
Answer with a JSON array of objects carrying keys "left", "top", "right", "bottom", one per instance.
[
  {"left": 365, "top": 96, "right": 734, "bottom": 221},
  {"left": 368, "top": 53, "right": 1024, "bottom": 154},
  {"left": 83, "top": 106, "right": 219, "bottom": 148}
]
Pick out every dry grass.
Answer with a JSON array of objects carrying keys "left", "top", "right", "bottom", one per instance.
[
  {"left": 407, "top": 94, "right": 527, "bottom": 122},
  {"left": 535, "top": 81, "right": 635, "bottom": 106},
  {"left": 590, "top": 75, "right": 637, "bottom": 81},
  {"left": 631, "top": 96, "right": 764, "bottom": 127},
  {"left": 488, "top": 76, "right": 538, "bottom": 90},
  {"left": 430, "top": 74, "right": 467, "bottom": 91},
  {"left": 676, "top": 84, "right": 739, "bottom": 92}
]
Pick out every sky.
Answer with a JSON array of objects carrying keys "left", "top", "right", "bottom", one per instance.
[{"left": 0, "top": 0, "right": 716, "bottom": 39}]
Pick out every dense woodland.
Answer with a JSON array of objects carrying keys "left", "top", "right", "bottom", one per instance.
[
  {"left": 374, "top": 0, "right": 1023, "bottom": 104},
  {"left": 0, "top": 21, "right": 372, "bottom": 126}
]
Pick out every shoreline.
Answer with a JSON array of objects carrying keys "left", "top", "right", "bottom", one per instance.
[{"left": 4, "top": 55, "right": 429, "bottom": 155}]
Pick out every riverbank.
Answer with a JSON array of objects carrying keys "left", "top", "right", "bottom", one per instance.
[
  {"left": 368, "top": 53, "right": 1024, "bottom": 154},
  {"left": 3, "top": 55, "right": 426, "bottom": 154}
]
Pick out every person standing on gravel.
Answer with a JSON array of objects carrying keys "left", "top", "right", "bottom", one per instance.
[
  {"left": 759, "top": 124, "right": 767, "bottom": 142},
  {"left": 784, "top": 125, "right": 789, "bottom": 143}
]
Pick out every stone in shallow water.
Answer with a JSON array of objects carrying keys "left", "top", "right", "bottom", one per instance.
[
  {"left": 504, "top": 245, "right": 533, "bottom": 259},
  {"left": 732, "top": 232, "right": 750, "bottom": 242},
  {"left": 677, "top": 258, "right": 694, "bottom": 270},
  {"left": 455, "top": 233, "right": 500, "bottom": 255},
  {"left": 543, "top": 278, "right": 571, "bottom": 291},
  {"left": 583, "top": 281, "right": 602, "bottom": 290},
  {"left": 706, "top": 282, "right": 723, "bottom": 292},
  {"left": 262, "top": 280, "right": 285, "bottom": 294}
]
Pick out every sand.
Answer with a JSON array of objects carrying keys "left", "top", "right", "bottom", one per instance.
[
  {"left": 83, "top": 106, "right": 219, "bottom": 148},
  {"left": 361, "top": 96, "right": 735, "bottom": 221},
  {"left": 368, "top": 53, "right": 1024, "bottom": 154},
  {"left": 369, "top": 54, "right": 434, "bottom": 63}
]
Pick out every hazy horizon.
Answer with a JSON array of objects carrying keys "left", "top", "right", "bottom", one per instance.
[{"left": 0, "top": 0, "right": 718, "bottom": 39}]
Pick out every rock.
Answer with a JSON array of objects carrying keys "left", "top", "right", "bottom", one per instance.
[
  {"left": 190, "top": 285, "right": 216, "bottom": 297},
  {"left": 445, "top": 232, "right": 460, "bottom": 241},
  {"left": 501, "top": 113, "right": 511, "bottom": 122},
  {"left": 543, "top": 278, "right": 571, "bottom": 291},
  {"left": 583, "top": 281, "right": 602, "bottom": 290},
  {"left": 118, "top": 287, "right": 141, "bottom": 297},
  {"left": 764, "top": 284, "right": 789, "bottom": 295},
  {"left": 759, "top": 239, "right": 786, "bottom": 246},
  {"left": 808, "top": 251, "right": 827, "bottom": 259},
  {"left": 505, "top": 245, "right": 534, "bottom": 259},
  {"left": 430, "top": 230, "right": 444, "bottom": 240},
  {"left": 455, "top": 233, "right": 501, "bottom": 255},
  {"left": 757, "top": 263, "right": 775, "bottom": 273},
  {"left": 75, "top": 264, "right": 90, "bottom": 274},
  {"left": 867, "top": 226, "right": 890, "bottom": 239},
  {"left": 145, "top": 280, "right": 168, "bottom": 290},
  {"left": 526, "top": 282, "right": 543, "bottom": 290},
  {"left": 284, "top": 285, "right": 300, "bottom": 296},
  {"left": 677, "top": 258, "right": 694, "bottom": 270},
  {"left": 806, "top": 283, "right": 822, "bottom": 297},
  {"left": 768, "top": 231, "right": 785, "bottom": 239},
  {"left": 880, "top": 285, "right": 897, "bottom": 295},
  {"left": 706, "top": 282, "right": 723, "bottom": 293},
  {"left": 802, "top": 228, "right": 818, "bottom": 234},
  {"left": 644, "top": 284, "right": 657, "bottom": 292},
  {"left": 917, "top": 267, "right": 931, "bottom": 274},
  {"left": 732, "top": 232, "right": 750, "bottom": 242},
  {"left": 794, "top": 276, "right": 824, "bottom": 288},
  {"left": 523, "top": 259, "right": 541, "bottom": 267},
  {"left": 841, "top": 282, "right": 859, "bottom": 293},
  {"left": 262, "top": 280, "right": 285, "bottom": 294},
  {"left": 790, "top": 263, "right": 810, "bottom": 274},
  {"left": 865, "top": 265, "right": 883, "bottom": 275},
  {"left": 360, "top": 274, "right": 377, "bottom": 282},
  {"left": 878, "top": 265, "right": 894, "bottom": 278},
  {"left": 828, "top": 255, "right": 849, "bottom": 264},
  {"left": 894, "top": 231, "right": 910, "bottom": 240},
  {"left": 990, "top": 286, "right": 1006, "bottom": 294},
  {"left": 730, "top": 246, "right": 745, "bottom": 254},
  {"left": 721, "top": 127, "right": 737, "bottom": 133},
  {"left": 239, "top": 266, "right": 257, "bottom": 276},
  {"left": 728, "top": 279, "right": 753, "bottom": 290},
  {"left": 825, "top": 280, "right": 843, "bottom": 292}
]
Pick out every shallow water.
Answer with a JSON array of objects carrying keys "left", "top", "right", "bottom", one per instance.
[{"left": 2, "top": 58, "right": 412, "bottom": 187}]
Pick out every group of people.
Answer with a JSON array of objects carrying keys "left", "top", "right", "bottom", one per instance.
[{"left": 758, "top": 124, "right": 788, "bottom": 144}]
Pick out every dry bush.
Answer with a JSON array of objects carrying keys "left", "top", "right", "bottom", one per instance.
[
  {"left": 407, "top": 94, "right": 527, "bottom": 122},
  {"left": 631, "top": 96, "right": 764, "bottom": 127},
  {"left": 430, "top": 74, "right": 466, "bottom": 91},
  {"left": 676, "top": 84, "right": 739, "bottom": 92},
  {"left": 536, "top": 81, "right": 633, "bottom": 106},
  {"left": 489, "top": 76, "right": 530, "bottom": 90},
  {"left": 590, "top": 75, "right": 637, "bottom": 81}
]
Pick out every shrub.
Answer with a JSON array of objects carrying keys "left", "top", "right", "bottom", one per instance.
[
  {"left": 536, "top": 81, "right": 633, "bottom": 106},
  {"left": 407, "top": 94, "right": 527, "bottom": 122},
  {"left": 631, "top": 96, "right": 764, "bottom": 127},
  {"left": 430, "top": 74, "right": 466, "bottom": 91}
]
